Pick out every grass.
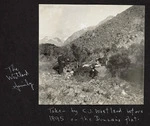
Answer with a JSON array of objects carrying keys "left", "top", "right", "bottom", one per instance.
[{"left": 39, "top": 61, "right": 143, "bottom": 105}]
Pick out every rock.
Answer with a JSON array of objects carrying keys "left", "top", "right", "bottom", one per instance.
[
  {"left": 55, "top": 100, "right": 62, "bottom": 104},
  {"left": 84, "top": 97, "right": 91, "bottom": 103},
  {"left": 62, "top": 89, "right": 69, "bottom": 96},
  {"left": 82, "top": 86, "right": 94, "bottom": 92},
  {"left": 120, "top": 82, "right": 126, "bottom": 87},
  {"left": 98, "top": 100, "right": 104, "bottom": 104},
  {"left": 114, "top": 85, "right": 120, "bottom": 90},
  {"left": 79, "top": 93, "right": 86, "bottom": 98},
  {"left": 70, "top": 100, "right": 78, "bottom": 104},
  {"left": 68, "top": 88, "right": 75, "bottom": 96},
  {"left": 121, "top": 90, "right": 128, "bottom": 95},
  {"left": 102, "top": 92, "right": 111, "bottom": 99},
  {"left": 96, "top": 89, "right": 105, "bottom": 94}
]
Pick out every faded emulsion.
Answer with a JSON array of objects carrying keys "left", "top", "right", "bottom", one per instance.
[{"left": 39, "top": 5, "right": 144, "bottom": 105}]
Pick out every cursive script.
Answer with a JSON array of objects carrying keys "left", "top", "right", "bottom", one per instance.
[
  {"left": 6, "top": 70, "right": 29, "bottom": 80},
  {"left": 5, "top": 64, "right": 19, "bottom": 73},
  {"left": 13, "top": 79, "right": 34, "bottom": 92},
  {"left": 5, "top": 64, "right": 34, "bottom": 92}
]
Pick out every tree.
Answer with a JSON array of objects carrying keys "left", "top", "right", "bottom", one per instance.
[
  {"left": 106, "top": 52, "right": 131, "bottom": 77},
  {"left": 71, "top": 44, "right": 81, "bottom": 62},
  {"left": 71, "top": 44, "right": 91, "bottom": 66}
]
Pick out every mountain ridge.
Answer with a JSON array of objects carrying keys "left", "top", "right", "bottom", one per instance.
[
  {"left": 39, "top": 36, "right": 64, "bottom": 46},
  {"left": 64, "top": 5, "right": 144, "bottom": 51},
  {"left": 64, "top": 15, "right": 114, "bottom": 45}
]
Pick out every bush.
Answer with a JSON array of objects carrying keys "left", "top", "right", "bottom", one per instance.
[
  {"left": 71, "top": 44, "right": 81, "bottom": 61},
  {"left": 39, "top": 43, "right": 64, "bottom": 62},
  {"left": 71, "top": 44, "right": 91, "bottom": 65},
  {"left": 120, "top": 65, "right": 144, "bottom": 84},
  {"left": 74, "top": 66, "right": 92, "bottom": 82},
  {"left": 106, "top": 52, "right": 131, "bottom": 77},
  {"left": 128, "top": 42, "right": 144, "bottom": 66}
]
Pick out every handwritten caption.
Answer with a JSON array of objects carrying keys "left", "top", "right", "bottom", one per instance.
[
  {"left": 5, "top": 64, "right": 34, "bottom": 92},
  {"left": 48, "top": 107, "right": 143, "bottom": 125}
]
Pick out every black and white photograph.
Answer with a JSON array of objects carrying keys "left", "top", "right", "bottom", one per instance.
[{"left": 39, "top": 5, "right": 144, "bottom": 105}]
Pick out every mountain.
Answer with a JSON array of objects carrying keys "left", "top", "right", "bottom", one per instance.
[
  {"left": 39, "top": 36, "right": 49, "bottom": 43},
  {"left": 40, "top": 5, "right": 144, "bottom": 66},
  {"left": 53, "top": 37, "right": 62, "bottom": 43},
  {"left": 39, "top": 36, "right": 64, "bottom": 46},
  {"left": 64, "top": 26, "right": 95, "bottom": 45},
  {"left": 64, "top": 15, "right": 114, "bottom": 45},
  {"left": 97, "top": 16, "right": 114, "bottom": 26},
  {"left": 64, "top": 5, "right": 144, "bottom": 51}
]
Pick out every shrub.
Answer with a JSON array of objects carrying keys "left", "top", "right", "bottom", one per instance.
[
  {"left": 106, "top": 52, "right": 131, "bottom": 77},
  {"left": 128, "top": 42, "right": 144, "bottom": 67},
  {"left": 71, "top": 44, "right": 91, "bottom": 65},
  {"left": 74, "top": 66, "right": 92, "bottom": 82},
  {"left": 71, "top": 44, "right": 81, "bottom": 61},
  {"left": 120, "top": 65, "right": 144, "bottom": 84}
]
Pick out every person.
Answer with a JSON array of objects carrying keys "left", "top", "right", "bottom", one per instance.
[{"left": 89, "top": 64, "right": 98, "bottom": 78}]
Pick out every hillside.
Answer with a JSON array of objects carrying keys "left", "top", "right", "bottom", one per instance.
[
  {"left": 64, "top": 26, "right": 95, "bottom": 45},
  {"left": 64, "top": 15, "right": 114, "bottom": 45},
  {"left": 65, "top": 5, "right": 144, "bottom": 51},
  {"left": 39, "top": 63, "right": 143, "bottom": 104},
  {"left": 39, "top": 5, "right": 144, "bottom": 105},
  {"left": 97, "top": 15, "right": 114, "bottom": 26}
]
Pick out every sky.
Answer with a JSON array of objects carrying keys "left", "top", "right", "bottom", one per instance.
[{"left": 39, "top": 5, "right": 132, "bottom": 42}]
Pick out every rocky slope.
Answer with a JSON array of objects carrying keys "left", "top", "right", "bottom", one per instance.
[
  {"left": 39, "top": 62, "right": 143, "bottom": 105},
  {"left": 65, "top": 5, "right": 144, "bottom": 51},
  {"left": 64, "top": 16, "right": 114, "bottom": 45}
]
